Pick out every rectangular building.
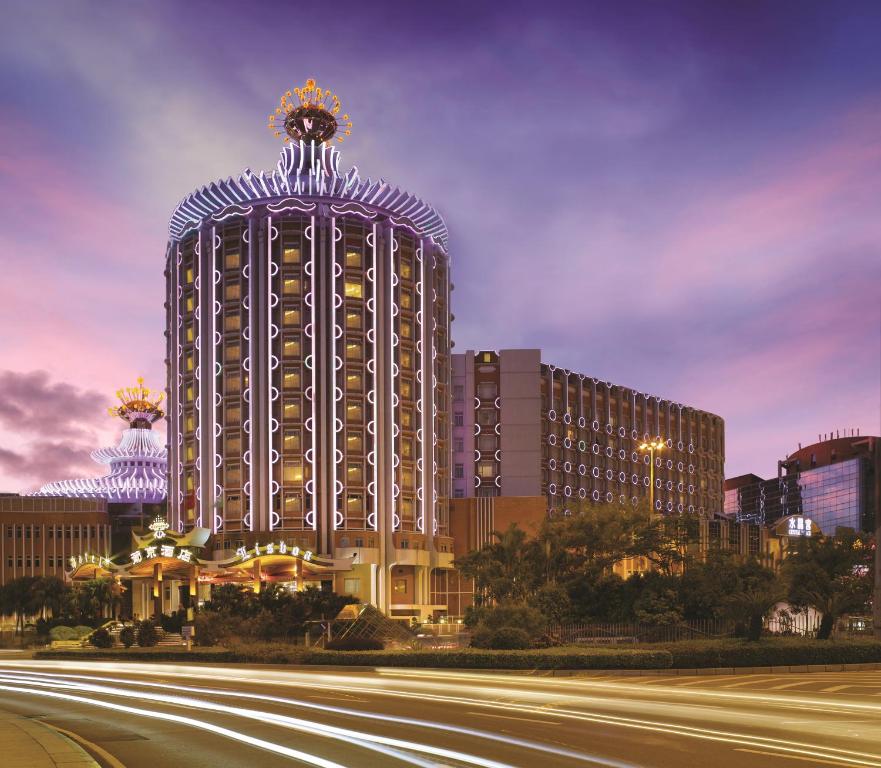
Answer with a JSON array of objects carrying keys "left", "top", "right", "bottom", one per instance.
[{"left": 452, "top": 349, "right": 725, "bottom": 515}]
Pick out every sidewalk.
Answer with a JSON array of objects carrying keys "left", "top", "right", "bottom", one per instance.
[{"left": 0, "top": 713, "right": 99, "bottom": 767}]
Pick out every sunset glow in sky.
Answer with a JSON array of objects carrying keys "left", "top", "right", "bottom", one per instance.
[{"left": 1, "top": 1, "right": 879, "bottom": 491}]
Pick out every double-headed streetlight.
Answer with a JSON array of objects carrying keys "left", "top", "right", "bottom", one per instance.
[{"left": 638, "top": 438, "right": 665, "bottom": 512}]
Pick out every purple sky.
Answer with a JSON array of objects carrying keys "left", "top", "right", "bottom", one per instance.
[{"left": 1, "top": 1, "right": 879, "bottom": 491}]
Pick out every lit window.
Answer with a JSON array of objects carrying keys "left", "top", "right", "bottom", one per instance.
[
  {"left": 283, "top": 461, "right": 304, "bottom": 483},
  {"left": 400, "top": 380, "right": 412, "bottom": 398},
  {"left": 401, "top": 439, "right": 413, "bottom": 458},
  {"left": 283, "top": 339, "right": 300, "bottom": 357},
  {"left": 226, "top": 464, "right": 241, "bottom": 484},
  {"left": 393, "top": 579, "right": 407, "bottom": 594},
  {"left": 346, "top": 309, "right": 361, "bottom": 329},
  {"left": 225, "top": 251, "right": 240, "bottom": 269},
  {"left": 226, "top": 406, "right": 241, "bottom": 424},
  {"left": 347, "top": 464, "right": 363, "bottom": 483},
  {"left": 283, "top": 278, "right": 301, "bottom": 295},
  {"left": 400, "top": 260, "right": 412, "bottom": 279},
  {"left": 226, "top": 374, "right": 241, "bottom": 393},
  {"left": 226, "top": 435, "right": 240, "bottom": 453},
  {"left": 401, "top": 290, "right": 412, "bottom": 309},
  {"left": 344, "top": 280, "right": 363, "bottom": 298},
  {"left": 283, "top": 371, "right": 300, "bottom": 389},
  {"left": 283, "top": 309, "right": 300, "bottom": 326},
  {"left": 283, "top": 246, "right": 300, "bottom": 264},
  {"left": 347, "top": 433, "right": 363, "bottom": 452},
  {"left": 283, "top": 495, "right": 301, "bottom": 513},
  {"left": 344, "top": 578, "right": 360, "bottom": 595},
  {"left": 283, "top": 431, "right": 301, "bottom": 452},
  {"left": 225, "top": 283, "right": 241, "bottom": 301},
  {"left": 185, "top": 445, "right": 194, "bottom": 462},
  {"left": 225, "top": 314, "right": 241, "bottom": 331},
  {"left": 346, "top": 341, "right": 363, "bottom": 360},
  {"left": 347, "top": 403, "right": 363, "bottom": 422},
  {"left": 346, "top": 372, "right": 362, "bottom": 391},
  {"left": 478, "top": 462, "right": 496, "bottom": 478},
  {"left": 400, "top": 321, "right": 413, "bottom": 339},
  {"left": 185, "top": 414, "right": 195, "bottom": 431},
  {"left": 400, "top": 349, "right": 412, "bottom": 369},
  {"left": 185, "top": 267, "right": 194, "bottom": 283},
  {"left": 345, "top": 250, "right": 361, "bottom": 268},
  {"left": 185, "top": 386, "right": 194, "bottom": 403},
  {"left": 186, "top": 355, "right": 194, "bottom": 372},
  {"left": 401, "top": 409, "right": 413, "bottom": 428},
  {"left": 185, "top": 324, "right": 194, "bottom": 343},
  {"left": 283, "top": 401, "right": 301, "bottom": 419},
  {"left": 186, "top": 296, "right": 194, "bottom": 312},
  {"left": 347, "top": 494, "right": 363, "bottom": 513},
  {"left": 226, "top": 344, "right": 240, "bottom": 362}
]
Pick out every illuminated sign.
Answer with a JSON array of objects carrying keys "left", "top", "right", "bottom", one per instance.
[
  {"left": 130, "top": 546, "right": 193, "bottom": 564},
  {"left": 236, "top": 541, "right": 313, "bottom": 563},
  {"left": 149, "top": 516, "right": 170, "bottom": 539},
  {"left": 786, "top": 516, "right": 813, "bottom": 537},
  {"left": 68, "top": 553, "right": 112, "bottom": 570}
]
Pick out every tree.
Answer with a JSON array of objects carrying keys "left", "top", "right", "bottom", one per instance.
[
  {"left": 0, "top": 577, "right": 40, "bottom": 635},
  {"left": 784, "top": 532, "right": 872, "bottom": 639},
  {"left": 723, "top": 560, "right": 784, "bottom": 641}
]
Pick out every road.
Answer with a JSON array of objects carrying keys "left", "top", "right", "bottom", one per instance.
[{"left": 0, "top": 659, "right": 880, "bottom": 767}]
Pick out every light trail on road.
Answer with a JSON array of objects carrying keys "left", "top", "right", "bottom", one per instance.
[{"left": 2, "top": 661, "right": 880, "bottom": 767}]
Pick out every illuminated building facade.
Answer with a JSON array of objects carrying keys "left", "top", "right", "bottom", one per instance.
[
  {"left": 35, "top": 379, "right": 167, "bottom": 525},
  {"left": 451, "top": 349, "right": 726, "bottom": 515},
  {"left": 724, "top": 433, "right": 879, "bottom": 534},
  {"left": 165, "top": 79, "right": 452, "bottom": 618}
]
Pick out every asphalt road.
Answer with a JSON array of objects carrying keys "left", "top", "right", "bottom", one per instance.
[{"left": 0, "top": 658, "right": 880, "bottom": 768}]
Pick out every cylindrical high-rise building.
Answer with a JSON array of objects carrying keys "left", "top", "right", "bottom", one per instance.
[{"left": 164, "top": 80, "right": 452, "bottom": 616}]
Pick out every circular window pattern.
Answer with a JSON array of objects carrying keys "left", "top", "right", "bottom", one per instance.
[
  {"left": 592, "top": 420, "right": 600, "bottom": 432},
  {"left": 548, "top": 458, "right": 557, "bottom": 470},
  {"left": 605, "top": 424, "right": 614, "bottom": 435},
  {"left": 548, "top": 409, "right": 556, "bottom": 421},
  {"left": 578, "top": 464, "right": 587, "bottom": 476},
  {"left": 677, "top": 503, "right": 684, "bottom": 513},
  {"left": 618, "top": 427, "right": 627, "bottom": 438},
  {"left": 592, "top": 490, "right": 601, "bottom": 501},
  {"left": 631, "top": 496, "right": 640, "bottom": 506},
  {"left": 644, "top": 455, "right": 651, "bottom": 465},
  {"left": 606, "top": 469, "right": 614, "bottom": 480},
  {"left": 618, "top": 472, "right": 627, "bottom": 483},
  {"left": 564, "top": 438, "right": 573, "bottom": 449},
  {"left": 688, "top": 485, "right": 695, "bottom": 494},
  {"left": 564, "top": 485, "right": 572, "bottom": 497},
  {"left": 578, "top": 440, "right": 587, "bottom": 451},
  {"left": 665, "top": 438, "right": 673, "bottom": 448},
  {"left": 677, "top": 482, "right": 684, "bottom": 492},
  {"left": 579, "top": 488, "right": 587, "bottom": 499},
  {"left": 631, "top": 452, "right": 639, "bottom": 463},
  {"left": 688, "top": 444, "right": 695, "bottom": 454},
  {"left": 592, "top": 444, "right": 601, "bottom": 455},
  {"left": 666, "top": 480, "right": 673, "bottom": 491},
  {"left": 677, "top": 441, "right": 684, "bottom": 451},
  {"left": 563, "top": 461, "right": 573, "bottom": 473},
  {"left": 605, "top": 446, "right": 614, "bottom": 458},
  {"left": 655, "top": 500, "right": 663, "bottom": 511},
  {"left": 666, "top": 501, "right": 674, "bottom": 512},
  {"left": 548, "top": 434, "right": 557, "bottom": 446},
  {"left": 643, "top": 477, "right": 650, "bottom": 487},
  {"left": 618, "top": 449, "right": 626, "bottom": 460},
  {"left": 656, "top": 479, "right": 662, "bottom": 488},
  {"left": 677, "top": 462, "right": 684, "bottom": 472},
  {"left": 666, "top": 459, "right": 673, "bottom": 470},
  {"left": 631, "top": 429, "right": 639, "bottom": 440},
  {"left": 632, "top": 474, "right": 639, "bottom": 485},
  {"left": 605, "top": 492, "right": 614, "bottom": 503},
  {"left": 548, "top": 483, "right": 557, "bottom": 495},
  {"left": 592, "top": 467, "right": 601, "bottom": 478},
  {"left": 688, "top": 505, "right": 695, "bottom": 513},
  {"left": 578, "top": 416, "right": 586, "bottom": 428},
  {"left": 563, "top": 413, "right": 571, "bottom": 425}
]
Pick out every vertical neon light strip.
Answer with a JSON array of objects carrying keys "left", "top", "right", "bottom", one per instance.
[
  {"left": 211, "top": 226, "right": 219, "bottom": 533},
  {"left": 267, "top": 215, "right": 274, "bottom": 531},
  {"left": 370, "top": 223, "right": 379, "bottom": 531},
  {"left": 195, "top": 230, "right": 202, "bottom": 527},
  {"left": 330, "top": 217, "right": 339, "bottom": 530},
  {"left": 389, "top": 227, "right": 397, "bottom": 531},
  {"left": 309, "top": 215, "right": 317, "bottom": 531},
  {"left": 175, "top": 246, "right": 183, "bottom": 530},
  {"left": 247, "top": 220, "right": 255, "bottom": 532},
  {"left": 417, "top": 242, "right": 426, "bottom": 535}
]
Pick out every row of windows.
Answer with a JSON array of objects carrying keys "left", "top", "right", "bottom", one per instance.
[{"left": 5, "top": 525, "right": 104, "bottom": 539}]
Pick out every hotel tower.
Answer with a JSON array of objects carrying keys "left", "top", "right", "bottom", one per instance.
[{"left": 164, "top": 79, "right": 453, "bottom": 617}]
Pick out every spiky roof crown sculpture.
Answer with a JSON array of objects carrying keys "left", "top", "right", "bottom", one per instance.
[
  {"left": 267, "top": 77, "right": 353, "bottom": 145},
  {"left": 109, "top": 377, "right": 165, "bottom": 428}
]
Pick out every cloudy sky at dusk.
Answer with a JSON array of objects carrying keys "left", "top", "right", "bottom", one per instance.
[{"left": 1, "top": 0, "right": 879, "bottom": 491}]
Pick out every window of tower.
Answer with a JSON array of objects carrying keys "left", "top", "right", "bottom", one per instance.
[
  {"left": 478, "top": 461, "right": 496, "bottom": 478},
  {"left": 401, "top": 438, "right": 413, "bottom": 459},
  {"left": 185, "top": 386, "right": 194, "bottom": 403},
  {"left": 283, "top": 246, "right": 300, "bottom": 264},
  {"left": 226, "top": 464, "right": 241, "bottom": 484},
  {"left": 283, "top": 371, "right": 301, "bottom": 389},
  {"left": 283, "top": 339, "right": 301, "bottom": 357},
  {"left": 283, "top": 461, "right": 304, "bottom": 483},
  {"left": 400, "top": 259, "right": 413, "bottom": 280},
  {"left": 283, "top": 278, "right": 301, "bottom": 295},
  {"left": 346, "top": 341, "right": 363, "bottom": 360},
  {"left": 400, "top": 290, "right": 412, "bottom": 309},
  {"left": 400, "top": 379, "right": 413, "bottom": 398},
  {"left": 283, "top": 309, "right": 300, "bottom": 326},
  {"left": 347, "top": 464, "right": 363, "bottom": 484},
  {"left": 346, "top": 308, "right": 362, "bottom": 329},
  {"left": 347, "top": 494, "right": 363, "bottom": 513},
  {"left": 400, "top": 348, "right": 412, "bottom": 369},
  {"left": 347, "top": 433, "right": 363, "bottom": 452},
  {"left": 185, "top": 415, "right": 195, "bottom": 432},
  {"left": 283, "top": 400, "right": 301, "bottom": 420},
  {"left": 283, "top": 495, "right": 301, "bottom": 513},
  {"left": 225, "top": 283, "right": 241, "bottom": 301},
  {"left": 225, "top": 314, "right": 241, "bottom": 331},
  {"left": 185, "top": 267, "right": 194, "bottom": 284},
  {"left": 226, "top": 373, "right": 241, "bottom": 393},
  {"left": 225, "top": 251, "right": 240, "bottom": 269},
  {"left": 400, "top": 320, "right": 413, "bottom": 339},
  {"left": 185, "top": 445, "right": 194, "bottom": 462},
  {"left": 226, "top": 435, "right": 240, "bottom": 453},
  {"left": 226, "top": 405, "right": 241, "bottom": 424},
  {"left": 185, "top": 296, "right": 194, "bottom": 313},
  {"left": 283, "top": 431, "right": 301, "bottom": 452},
  {"left": 226, "top": 344, "right": 240, "bottom": 362},
  {"left": 346, "top": 403, "right": 363, "bottom": 422},
  {"left": 345, "top": 249, "right": 361, "bottom": 269},
  {"left": 185, "top": 324, "right": 194, "bottom": 343},
  {"left": 185, "top": 354, "right": 194, "bottom": 372},
  {"left": 346, "top": 372, "right": 362, "bottom": 391},
  {"left": 344, "top": 280, "right": 363, "bottom": 299}
]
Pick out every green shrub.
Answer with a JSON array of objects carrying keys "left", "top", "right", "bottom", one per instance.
[
  {"left": 653, "top": 638, "right": 881, "bottom": 668},
  {"left": 72, "top": 625, "right": 94, "bottom": 639},
  {"left": 194, "top": 611, "right": 247, "bottom": 647},
  {"left": 119, "top": 626, "right": 135, "bottom": 648},
  {"left": 136, "top": 621, "right": 159, "bottom": 648},
  {"left": 90, "top": 628, "right": 112, "bottom": 648},
  {"left": 325, "top": 637, "right": 384, "bottom": 651},
  {"left": 49, "top": 626, "right": 78, "bottom": 641}
]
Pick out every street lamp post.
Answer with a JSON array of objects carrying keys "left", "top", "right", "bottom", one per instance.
[{"left": 638, "top": 439, "right": 665, "bottom": 512}]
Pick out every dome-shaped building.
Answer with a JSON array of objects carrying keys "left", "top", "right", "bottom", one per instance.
[{"left": 165, "top": 79, "right": 452, "bottom": 617}]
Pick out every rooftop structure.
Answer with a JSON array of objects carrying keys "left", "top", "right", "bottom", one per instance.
[{"left": 35, "top": 378, "right": 168, "bottom": 504}]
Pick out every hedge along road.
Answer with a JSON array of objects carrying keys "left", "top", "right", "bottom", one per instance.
[{"left": 1, "top": 660, "right": 881, "bottom": 767}]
